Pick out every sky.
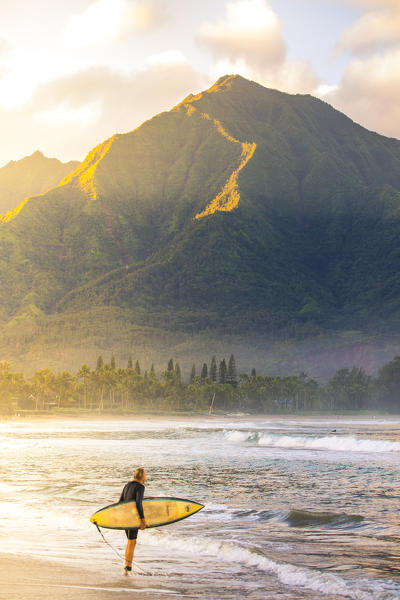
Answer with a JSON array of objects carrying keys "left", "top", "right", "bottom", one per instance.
[{"left": 0, "top": 0, "right": 399, "bottom": 166}]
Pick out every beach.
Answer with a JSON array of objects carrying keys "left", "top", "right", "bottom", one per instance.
[{"left": 0, "top": 554, "right": 174, "bottom": 599}]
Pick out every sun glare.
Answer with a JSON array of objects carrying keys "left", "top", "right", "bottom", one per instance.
[
  {"left": 0, "top": 69, "right": 37, "bottom": 108},
  {"left": 65, "top": 0, "right": 124, "bottom": 47},
  {"left": 64, "top": 0, "right": 157, "bottom": 47},
  {"left": 226, "top": 0, "right": 279, "bottom": 31}
]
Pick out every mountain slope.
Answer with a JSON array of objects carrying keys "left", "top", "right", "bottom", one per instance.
[
  {"left": 1, "top": 75, "right": 400, "bottom": 373},
  {"left": 0, "top": 151, "right": 79, "bottom": 219},
  {"left": 57, "top": 75, "right": 400, "bottom": 322}
]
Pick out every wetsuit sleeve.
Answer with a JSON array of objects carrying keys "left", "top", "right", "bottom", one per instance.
[{"left": 136, "top": 485, "right": 145, "bottom": 519}]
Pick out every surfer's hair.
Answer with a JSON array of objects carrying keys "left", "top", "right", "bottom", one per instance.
[{"left": 134, "top": 467, "right": 145, "bottom": 481}]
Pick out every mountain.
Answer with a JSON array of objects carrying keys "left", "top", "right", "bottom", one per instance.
[
  {"left": 0, "top": 151, "right": 79, "bottom": 220},
  {"left": 1, "top": 74, "right": 400, "bottom": 376}
]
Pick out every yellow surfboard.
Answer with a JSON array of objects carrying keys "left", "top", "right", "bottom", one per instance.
[{"left": 90, "top": 497, "right": 204, "bottom": 529}]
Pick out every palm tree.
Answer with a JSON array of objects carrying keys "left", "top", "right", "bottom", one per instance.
[{"left": 77, "top": 364, "right": 91, "bottom": 409}]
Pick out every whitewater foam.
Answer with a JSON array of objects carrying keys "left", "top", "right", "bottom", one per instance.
[
  {"left": 224, "top": 431, "right": 400, "bottom": 453},
  {"left": 223, "top": 430, "right": 250, "bottom": 442},
  {"left": 143, "top": 530, "right": 400, "bottom": 600}
]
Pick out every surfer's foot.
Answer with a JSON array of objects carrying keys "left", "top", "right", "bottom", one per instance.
[{"left": 124, "top": 566, "right": 132, "bottom": 576}]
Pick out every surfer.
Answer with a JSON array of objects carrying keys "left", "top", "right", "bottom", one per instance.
[{"left": 119, "top": 467, "right": 148, "bottom": 575}]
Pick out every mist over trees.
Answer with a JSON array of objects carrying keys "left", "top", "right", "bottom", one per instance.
[{"left": 1, "top": 355, "right": 400, "bottom": 415}]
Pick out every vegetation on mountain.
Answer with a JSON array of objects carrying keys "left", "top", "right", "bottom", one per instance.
[
  {"left": 1, "top": 75, "right": 400, "bottom": 374},
  {"left": 0, "top": 150, "right": 78, "bottom": 218}
]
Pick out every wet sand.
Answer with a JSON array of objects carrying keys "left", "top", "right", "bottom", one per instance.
[{"left": 0, "top": 554, "right": 178, "bottom": 599}]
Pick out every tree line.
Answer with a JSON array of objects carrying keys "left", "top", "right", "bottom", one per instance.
[{"left": 1, "top": 354, "right": 400, "bottom": 415}]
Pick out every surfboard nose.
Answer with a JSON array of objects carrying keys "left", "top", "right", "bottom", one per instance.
[{"left": 187, "top": 501, "right": 204, "bottom": 515}]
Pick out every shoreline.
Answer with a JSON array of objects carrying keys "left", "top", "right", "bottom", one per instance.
[
  {"left": 0, "top": 552, "right": 173, "bottom": 599},
  {"left": 1, "top": 411, "right": 399, "bottom": 424}
]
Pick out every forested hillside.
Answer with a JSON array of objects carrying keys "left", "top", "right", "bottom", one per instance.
[
  {"left": 1, "top": 75, "right": 400, "bottom": 375},
  {"left": 0, "top": 151, "right": 78, "bottom": 219}
]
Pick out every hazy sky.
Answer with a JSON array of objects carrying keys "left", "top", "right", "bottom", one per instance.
[{"left": 0, "top": 0, "right": 399, "bottom": 165}]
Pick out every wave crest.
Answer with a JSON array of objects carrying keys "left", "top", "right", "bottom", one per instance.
[
  {"left": 230, "top": 508, "right": 365, "bottom": 529},
  {"left": 223, "top": 431, "right": 400, "bottom": 453}
]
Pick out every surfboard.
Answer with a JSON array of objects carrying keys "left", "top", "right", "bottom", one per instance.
[{"left": 90, "top": 497, "right": 204, "bottom": 529}]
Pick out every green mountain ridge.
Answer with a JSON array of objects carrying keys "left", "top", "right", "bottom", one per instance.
[
  {"left": 1, "top": 74, "right": 400, "bottom": 376},
  {"left": 0, "top": 150, "right": 79, "bottom": 218}
]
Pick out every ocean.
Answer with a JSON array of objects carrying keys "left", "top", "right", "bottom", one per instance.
[{"left": 1, "top": 415, "right": 400, "bottom": 599}]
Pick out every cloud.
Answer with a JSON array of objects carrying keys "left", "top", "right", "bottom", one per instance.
[
  {"left": 198, "top": 0, "right": 285, "bottom": 67},
  {"left": 0, "top": 52, "right": 206, "bottom": 166},
  {"left": 340, "top": 0, "right": 398, "bottom": 7},
  {"left": 65, "top": 0, "right": 164, "bottom": 47},
  {"left": 198, "top": 0, "right": 319, "bottom": 94},
  {"left": 337, "top": 5, "right": 400, "bottom": 54},
  {"left": 327, "top": 0, "right": 400, "bottom": 139},
  {"left": 28, "top": 51, "right": 199, "bottom": 117},
  {"left": 324, "top": 48, "right": 400, "bottom": 139}
]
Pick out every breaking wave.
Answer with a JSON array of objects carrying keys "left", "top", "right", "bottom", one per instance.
[
  {"left": 144, "top": 530, "right": 400, "bottom": 600},
  {"left": 231, "top": 508, "right": 365, "bottom": 529},
  {"left": 205, "top": 504, "right": 365, "bottom": 530},
  {"left": 223, "top": 431, "right": 400, "bottom": 453}
]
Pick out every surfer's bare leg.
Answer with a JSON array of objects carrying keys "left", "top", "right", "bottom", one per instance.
[
  {"left": 124, "top": 540, "right": 136, "bottom": 573},
  {"left": 124, "top": 527, "right": 139, "bottom": 574}
]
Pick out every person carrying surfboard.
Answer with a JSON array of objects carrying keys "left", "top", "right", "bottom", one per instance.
[{"left": 119, "top": 467, "right": 148, "bottom": 575}]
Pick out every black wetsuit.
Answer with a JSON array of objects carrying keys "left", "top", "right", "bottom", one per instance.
[{"left": 119, "top": 480, "right": 145, "bottom": 540}]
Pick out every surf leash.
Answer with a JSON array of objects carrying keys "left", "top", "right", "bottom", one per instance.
[{"left": 93, "top": 522, "right": 147, "bottom": 574}]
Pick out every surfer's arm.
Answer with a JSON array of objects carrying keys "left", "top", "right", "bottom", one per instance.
[
  {"left": 136, "top": 485, "right": 147, "bottom": 528},
  {"left": 136, "top": 485, "right": 144, "bottom": 518}
]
